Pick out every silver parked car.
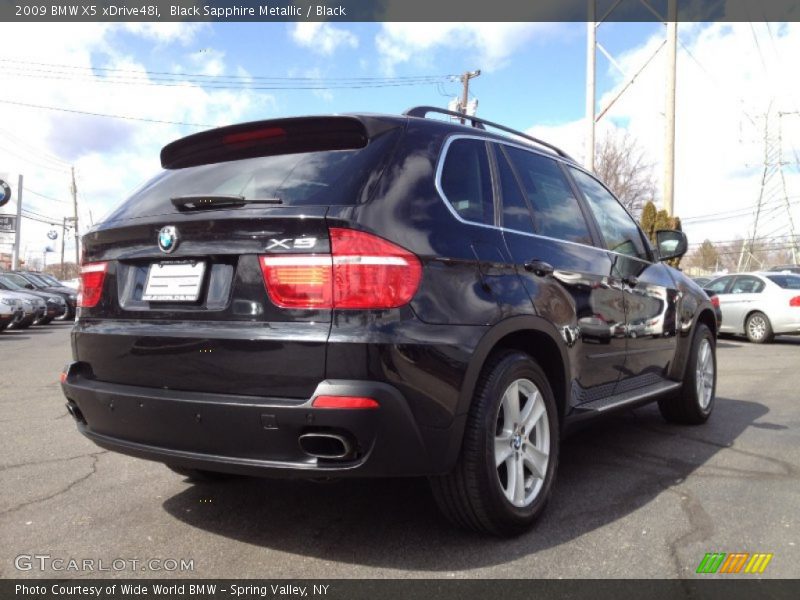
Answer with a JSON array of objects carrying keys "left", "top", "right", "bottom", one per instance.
[
  {"left": 705, "top": 272, "right": 800, "bottom": 343},
  {"left": 0, "top": 291, "right": 24, "bottom": 332}
]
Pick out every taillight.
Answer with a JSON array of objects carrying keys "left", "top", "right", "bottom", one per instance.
[
  {"left": 77, "top": 262, "right": 108, "bottom": 308},
  {"left": 329, "top": 228, "right": 422, "bottom": 309},
  {"left": 790, "top": 296, "right": 800, "bottom": 307},
  {"left": 259, "top": 256, "right": 332, "bottom": 308},
  {"left": 710, "top": 295, "right": 720, "bottom": 308},
  {"left": 259, "top": 228, "right": 421, "bottom": 310}
]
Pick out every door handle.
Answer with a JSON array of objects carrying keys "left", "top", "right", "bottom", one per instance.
[
  {"left": 622, "top": 275, "right": 639, "bottom": 287},
  {"left": 524, "top": 259, "right": 554, "bottom": 277}
]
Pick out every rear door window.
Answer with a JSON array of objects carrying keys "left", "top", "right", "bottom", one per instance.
[
  {"left": 730, "top": 276, "right": 765, "bottom": 294},
  {"left": 503, "top": 146, "right": 593, "bottom": 245},
  {"left": 440, "top": 138, "right": 495, "bottom": 226},
  {"left": 495, "top": 147, "right": 535, "bottom": 234}
]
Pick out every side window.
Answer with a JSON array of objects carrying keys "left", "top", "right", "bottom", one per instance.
[
  {"left": 496, "top": 147, "right": 535, "bottom": 234},
  {"left": 440, "top": 139, "right": 494, "bottom": 226},
  {"left": 730, "top": 276, "right": 764, "bottom": 294},
  {"left": 707, "top": 277, "right": 732, "bottom": 294},
  {"left": 504, "top": 146, "right": 593, "bottom": 245},
  {"left": 568, "top": 167, "right": 649, "bottom": 261}
]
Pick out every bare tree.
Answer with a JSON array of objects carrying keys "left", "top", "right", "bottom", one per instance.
[{"left": 594, "top": 130, "right": 657, "bottom": 217}]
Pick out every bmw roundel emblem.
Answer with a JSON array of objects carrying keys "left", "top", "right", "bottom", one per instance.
[{"left": 158, "top": 226, "right": 179, "bottom": 253}]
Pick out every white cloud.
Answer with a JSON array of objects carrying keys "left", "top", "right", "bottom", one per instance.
[
  {"left": 0, "top": 22, "right": 272, "bottom": 264},
  {"left": 526, "top": 23, "right": 800, "bottom": 250},
  {"left": 290, "top": 23, "right": 358, "bottom": 55},
  {"left": 375, "top": 23, "right": 565, "bottom": 74}
]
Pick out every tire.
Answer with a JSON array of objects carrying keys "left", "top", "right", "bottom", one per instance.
[
  {"left": 745, "top": 311, "right": 774, "bottom": 344},
  {"left": 658, "top": 323, "right": 716, "bottom": 425},
  {"left": 34, "top": 316, "right": 52, "bottom": 326},
  {"left": 166, "top": 464, "right": 236, "bottom": 482},
  {"left": 430, "top": 351, "right": 560, "bottom": 536}
]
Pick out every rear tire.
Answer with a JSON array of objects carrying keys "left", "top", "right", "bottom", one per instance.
[
  {"left": 166, "top": 464, "right": 237, "bottom": 482},
  {"left": 430, "top": 351, "right": 559, "bottom": 536},
  {"left": 658, "top": 323, "right": 716, "bottom": 425},
  {"left": 745, "top": 311, "right": 773, "bottom": 344}
]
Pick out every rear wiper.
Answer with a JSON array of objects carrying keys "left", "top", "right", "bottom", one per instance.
[{"left": 171, "top": 194, "right": 283, "bottom": 211}]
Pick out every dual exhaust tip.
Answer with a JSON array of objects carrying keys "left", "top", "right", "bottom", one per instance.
[{"left": 298, "top": 432, "right": 355, "bottom": 460}]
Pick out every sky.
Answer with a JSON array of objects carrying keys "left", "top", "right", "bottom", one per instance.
[{"left": 0, "top": 20, "right": 798, "bottom": 268}]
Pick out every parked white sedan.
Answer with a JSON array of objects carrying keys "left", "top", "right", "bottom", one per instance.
[{"left": 705, "top": 272, "right": 800, "bottom": 343}]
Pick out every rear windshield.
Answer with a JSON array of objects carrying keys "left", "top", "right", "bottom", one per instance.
[
  {"left": 767, "top": 274, "right": 800, "bottom": 289},
  {"left": 103, "top": 128, "right": 400, "bottom": 222}
]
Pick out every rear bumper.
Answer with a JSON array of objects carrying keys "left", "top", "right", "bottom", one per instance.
[{"left": 61, "top": 363, "right": 433, "bottom": 477}]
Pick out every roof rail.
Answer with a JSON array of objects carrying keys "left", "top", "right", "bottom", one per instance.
[{"left": 403, "top": 105, "right": 575, "bottom": 162}]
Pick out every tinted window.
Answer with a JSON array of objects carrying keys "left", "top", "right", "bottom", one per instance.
[
  {"left": 707, "top": 277, "right": 732, "bottom": 294},
  {"left": 767, "top": 274, "right": 800, "bottom": 289},
  {"left": 569, "top": 167, "right": 648, "bottom": 260},
  {"left": 504, "top": 147, "right": 592, "bottom": 244},
  {"left": 441, "top": 139, "right": 494, "bottom": 226},
  {"left": 731, "top": 276, "right": 765, "bottom": 294},
  {"left": 103, "top": 128, "right": 401, "bottom": 222},
  {"left": 496, "top": 148, "right": 535, "bottom": 234}
]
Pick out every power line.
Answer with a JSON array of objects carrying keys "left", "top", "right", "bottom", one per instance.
[
  {"left": 0, "top": 67, "right": 456, "bottom": 91},
  {"left": 0, "top": 143, "right": 71, "bottom": 173},
  {"left": 0, "top": 98, "right": 212, "bottom": 128},
  {"left": 0, "top": 125, "right": 71, "bottom": 167},
  {"left": 0, "top": 57, "right": 457, "bottom": 83},
  {"left": 24, "top": 188, "right": 70, "bottom": 204}
]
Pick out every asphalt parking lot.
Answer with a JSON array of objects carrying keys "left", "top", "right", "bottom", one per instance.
[{"left": 1, "top": 324, "right": 798, "bottom": 579}]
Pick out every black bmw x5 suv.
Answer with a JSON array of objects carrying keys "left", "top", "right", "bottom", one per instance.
[{"left": 62, "top": 107, "right": 717, "bottom": 535}]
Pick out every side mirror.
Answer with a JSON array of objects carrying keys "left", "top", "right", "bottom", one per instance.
[
  {"left": 656, "top": 229, "right": 688, "bottom": 261},
  {"left": 25, "top": 284, "right": 34, "bottom": 289}
]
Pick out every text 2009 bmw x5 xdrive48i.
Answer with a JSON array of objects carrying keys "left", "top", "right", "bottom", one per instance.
[{"left": 62, "top": 107, "right": 717, "bottom": 535}]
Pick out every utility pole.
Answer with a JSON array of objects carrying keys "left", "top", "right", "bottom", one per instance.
[
  {"left": 70, "top": 166, "right": 79, "bottom": 266},
  {"left": 663, "top": 0, "right": 678, "bottom": 216},
  {"left": 11, "top": 174, "right": 23, "bottom": 270},
  {"left": 458, "top": 70, "right": 481, "bottom": 123},
  {"left": 60, "top": 216, "right": 67, "bottom": 279},
  {"left": 585, "top": 5, "right": 596, "bottom": 171}
]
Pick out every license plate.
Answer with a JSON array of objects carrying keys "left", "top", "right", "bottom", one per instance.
[{"left": 142, "top": 261, "right": 206, "bottom": 302}]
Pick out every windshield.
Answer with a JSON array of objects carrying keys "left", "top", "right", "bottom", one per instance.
[
  {"left": 5, "top": 273, "right": 35, "bottom": 288},
  {"left": 0, "top": 275, "right": 25, "bottom": 290},
  {"left": 767, "top": 274, "right": 800, "bottom": 289},
  {"left": 38, "top": 273, "right": 61, "bottom": 285},
  {"left": 20, "top": 273, "right": 48, "bottom": 287}
]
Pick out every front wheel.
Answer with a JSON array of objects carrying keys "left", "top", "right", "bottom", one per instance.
[
  {"left": 430, "top": 351, "right": 559, "bottom": 536},
  {"left": 658, "top": 323, "right": 716, "bottom": 424}
]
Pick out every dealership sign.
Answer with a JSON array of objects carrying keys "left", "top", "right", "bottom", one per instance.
[
  {"left": 0, "top": 215, "right": 16, "bottom": 233},
  {"left": 0, "top": 179, "right": 11, "bottom": 208}
]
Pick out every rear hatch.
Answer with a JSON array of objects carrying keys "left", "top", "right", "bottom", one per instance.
[{"left": 75, "top": 115, "right": 403, "bottom": 398}]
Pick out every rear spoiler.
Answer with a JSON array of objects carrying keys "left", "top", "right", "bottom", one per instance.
[{"left": 160, "top": 115, "right": 399, "bottom": 170}]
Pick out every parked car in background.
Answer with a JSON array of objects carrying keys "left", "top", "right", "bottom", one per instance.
[
  {"left": 0, "top": 291, "right": 24, "bottom": 332},
  {"left": 705, "top": 272, "right": 800, "bottom": 343},
  {"left": 3, "top": 290, "right": 41, "bottom": 329},
  {"left": 60, "top": 278, "right": 79, "bottom": 290},
  {"left": 7, "top": 271, "right": 77, "bottom": 320},
  {"left": 60, "top": 107, "right": 718, "bottom": 536},
  {"left": 769, "top": 265, "right": 800, "bottom": 275},
  {"left": 692, "top": 276, "right": 712, "bottom": 287},
  {"left": 0, "top": 274, "right": 65, "bottom": 324}
]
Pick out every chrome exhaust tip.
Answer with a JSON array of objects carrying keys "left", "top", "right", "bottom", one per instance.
[{"left": 298, "top": 432, "right": 354, "bottom": 460}]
